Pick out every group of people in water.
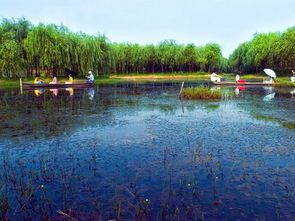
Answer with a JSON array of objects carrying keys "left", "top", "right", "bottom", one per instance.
[
  {"left": 34, "top": 71, "right": 95, "bottom": 84},
  {"left": 210, "top": 70, "right": 295, "bottom": 84}
]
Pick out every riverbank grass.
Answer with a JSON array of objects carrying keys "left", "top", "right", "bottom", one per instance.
[
  {"left": 274, "top": 78, "right": 295, "bottom": 87},
  {"left": 110, "top": 72, "right": 210, "bottom": 81},
  {"left": 180, "top": 86, "right": 221, "bottom": 100}
]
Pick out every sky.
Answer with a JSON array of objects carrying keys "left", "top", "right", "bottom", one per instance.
[{"left": 1, "top": 0, "right": 295, "bottom": 57}]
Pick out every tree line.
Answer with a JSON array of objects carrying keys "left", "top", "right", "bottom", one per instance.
[{"left": 0, "top": 17, "right": 294, "bottom": 78}]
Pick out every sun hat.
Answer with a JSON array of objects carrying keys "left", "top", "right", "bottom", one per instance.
[{"left": 88, "top": 71, "right": 92, "bottom": 74}]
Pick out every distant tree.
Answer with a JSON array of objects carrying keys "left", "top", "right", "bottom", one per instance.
[{"left": 1, "top": 17, "right": 293, "bottom": 77}]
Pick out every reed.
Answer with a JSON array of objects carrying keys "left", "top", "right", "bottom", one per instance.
[{"left": 180, "top": 86, "right": 221, "bottom": 100}]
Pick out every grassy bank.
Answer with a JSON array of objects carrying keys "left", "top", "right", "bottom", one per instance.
[
  {"left": 0, "top": 76, "right": 129, "bottom": 88},
  {"left": 0, "top": 80, "right": 20, "bottom": 88},
  {"left": 0, "top": 72, "right": 209, "bottom": 88},
  {"left": 274, "top": 78, "right": 295, "bottom": 87},
  {"left": 223, "top": 74, "right": 265, "bottom": 80},
  {"left": 1, "top": 72, "right": 295, "bottom": 88},
  {"left": 110, "top": 72, "right": 210, "bottom": 81}
]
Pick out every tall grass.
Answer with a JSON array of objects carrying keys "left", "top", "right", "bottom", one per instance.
[{"left": 180, "top": 86, "right": 221, "bottom": 100}]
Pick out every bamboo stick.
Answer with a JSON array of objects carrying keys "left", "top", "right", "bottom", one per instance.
[
  {"left": 179, "top": 81, "right": 184, "bottom": 97},
  {"left": 20, "top": 78, "right": 23, "bottom": 94}
]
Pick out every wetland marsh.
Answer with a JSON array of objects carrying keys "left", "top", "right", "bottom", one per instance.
[{"left": 0, "top": 82, "right": 294, "bottom": 220}]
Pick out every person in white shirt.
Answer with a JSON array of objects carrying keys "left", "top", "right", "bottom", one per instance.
[
  {"left": 49, "top": 74, "right": 58, "bottom": 84},
  {"left": 263, "top": 76, "right": 273, "bottom": 84},
  {"left": 210, "top": 71, "right": 221, "bottom": 82},
  {"left": 86, "top": 71, "right": 94, "bottom": 83},
  {"left": 236, "top": 74, "right": 240, "bottom": 82}
]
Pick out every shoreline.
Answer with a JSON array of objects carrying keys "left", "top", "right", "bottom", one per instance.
[
  {"left": 0, "top": 73, "right": 293, "bottom": 88},
  {"left": 0, "top": 73, "right": 211, "bottom": 88}
]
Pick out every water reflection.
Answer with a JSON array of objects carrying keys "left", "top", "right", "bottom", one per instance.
[
  {"left": 34, "top": 89, "right": 43, "bottom": 96},
  {"left": 65, "top": 87, "right": 74, "bottom": 95},
  {"left": 87, "top": 88, "right": 95, "bottom": 100},
  {"left": 263, "top": 86, "right": 274, "bottom": 94},
  {"left": 235, "top": 86, "right": 246, "bottom": 95},
  {"left": 263, "top": 92, "right": 275, "bottom": 101},
  {"left": 50, "top": 88, "right": 58, "bottom": 96}
]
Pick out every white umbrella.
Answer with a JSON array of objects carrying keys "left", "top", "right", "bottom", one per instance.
[{"left": 263, "top": 69, "right": 276, "bottom": 78}]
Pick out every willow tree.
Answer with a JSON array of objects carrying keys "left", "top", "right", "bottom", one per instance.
[
  {"left": 158, "top": 40, "right": 179, "bottom": 72},
  {"left": 249, "top": 33, "right": 281, "bottom": 71},
  {"left": 229, "top": 26, "right": 295, "bottom": 74},
  {"left": 144, "top": 44, "right": 159, "bottom": 73},
  {"left": 0, "top": 17, "right": 32, "bottom": 77},
  {"left": 94, "top": 35, "right": 114, "bottom": 74},
  {"left": 23, "top": 25, "right": 108, "bottom": 76},
  {"left": 201, "top": 43, "right": 222, "bottom": 72},
  {"left": 182, "top": 44, "right": 197, "bottom": 72},
  {"left": 277, "top": 27, "right": 295, "bottom": 70},
  {"left": 75, "top": 34, "right": 103, "bottom": 74},
  {"left": 112, "top": 43, "right": 128, "bottom": 73},
  {"left": 23, "top": 24, "right": 67, "bottom": 76},
  {"left": 1, "top": 17, "right": 32, "bottom": 44},
  {"left": 0, "top": 28, "right": 21, "bottom": 77},
  {"left": 228, "top": 41, "right": 256, "bottom": 73}
]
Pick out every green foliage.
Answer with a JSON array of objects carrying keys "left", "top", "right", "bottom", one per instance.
[
  {"left": 201, "top": 43, "right": 222, "bottom": 72},
  {"left": 274, "top": 78, "right": 295, "bottom": 87},
  {"left": 180, "top": 86, "right": 221, "bottom": 100},
  {"left": 1, "top": 17, "right": 293, "bottom": 78},
  {"left": 0, "top": 29, "right": 21, "bottom": 76},
  {"left": 229, "top": 27, "right": 295, "bottom": 74},
  {"left": 0, "top": 17, "right": 225, "bottom": 78},
  {"left": 0, "top": 17, "right": 32, "bottom": 77}
]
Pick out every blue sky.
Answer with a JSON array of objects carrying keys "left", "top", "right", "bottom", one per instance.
[{"left": 1, "top": 0, "right": 295, "bottom": 57}]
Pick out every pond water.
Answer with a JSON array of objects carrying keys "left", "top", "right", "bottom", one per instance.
[{"left": 0, "top": 82, "right": 294, "bottom": 220}]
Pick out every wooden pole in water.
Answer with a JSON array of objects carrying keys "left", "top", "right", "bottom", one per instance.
[
  {"left": 179, "top": 81, "right": 184, "bottom": 97},
  {"left": 20, "top": 78, "right": 23, "bottom": 94}
]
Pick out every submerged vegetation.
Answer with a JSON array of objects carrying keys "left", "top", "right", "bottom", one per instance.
[
  {"left": 205, "top": 104, "right": 220, "bottom": 111},
  {"left": 180, "top": 86, "right": 221, "bottom": 100},
  {"left": 0, "top": 17, "right": 294, "bottom": 79},
  {"left": 255, "top": 114, "right": 295, "bottom": 130}
]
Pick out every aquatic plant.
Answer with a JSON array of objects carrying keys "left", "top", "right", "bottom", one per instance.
[
  {"left": 254, "top": 114, "right": 295, "bottom": 130},
  {"left": 180, "top": 86, "right": 221, "bottom": 100},
  {"left": 205, "top": 104, "right": 220, "bottom": 111}
]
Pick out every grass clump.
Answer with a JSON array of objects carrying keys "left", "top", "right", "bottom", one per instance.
[
  {"left": 274, "top": 78, "right": 295, "bottom": 88},
  {"left": 181, "top": 86, "right": 221, "bottom": 100}
]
